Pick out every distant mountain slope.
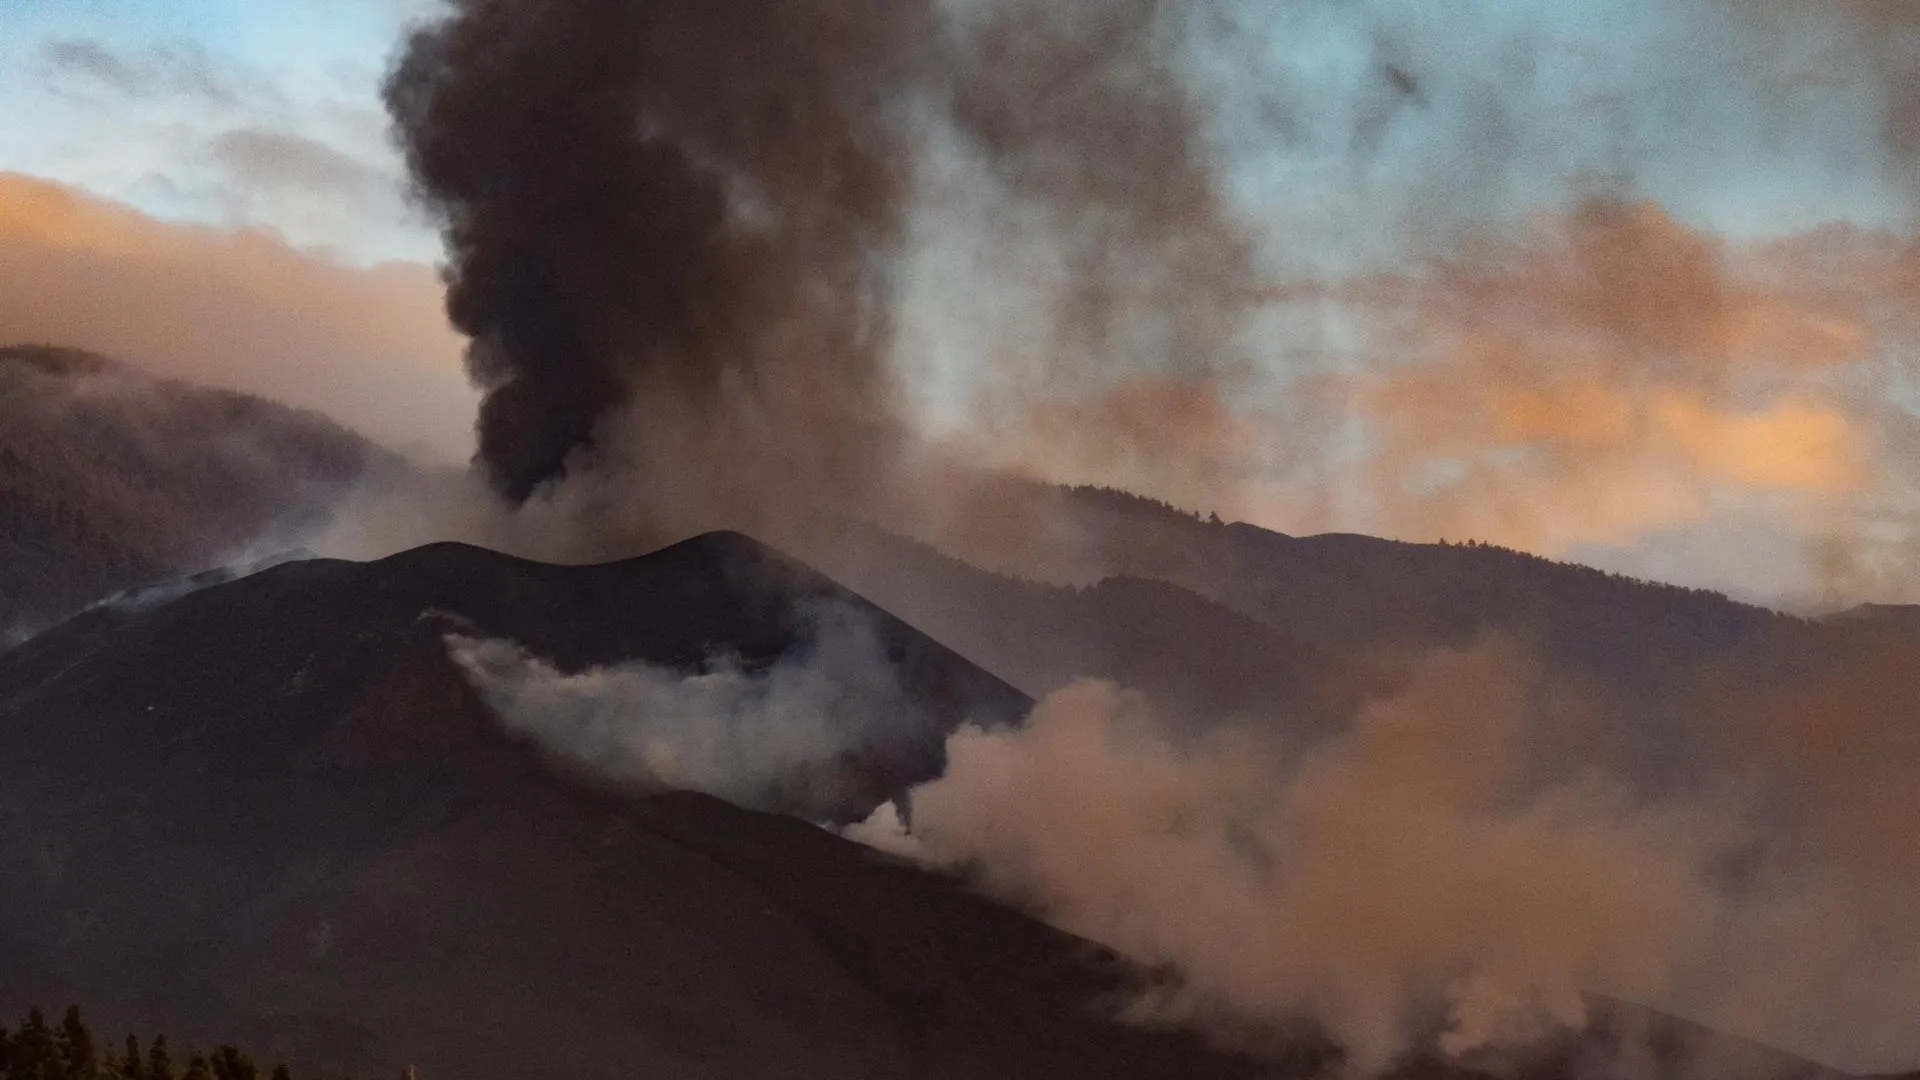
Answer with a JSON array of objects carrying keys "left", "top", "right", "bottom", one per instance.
[
  {"left": 828, "top": 487, "right": 1840, "bottom": 742},
  {"left": 809, "top": 521, "right": 1368, "bottom": 735},
  {"left": 1823, "top": 602, "right": 1920, "bottom": 639},
  {"left": 1045, "top": 485, "right": 1792, "bottom": 663},
  {"left": 0, "top": 345, "right": 397, "bottom": 636},
  {"left": 0, "top": 532, "right": 1247, "bottom": 1080}
]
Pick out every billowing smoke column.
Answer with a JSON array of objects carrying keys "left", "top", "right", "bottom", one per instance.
[
  {"left": 385, "top": 0, "right": 1251, "bottom": 509},
  {"left": 385, "top": 0, "right": 916, "bottom": 502}
]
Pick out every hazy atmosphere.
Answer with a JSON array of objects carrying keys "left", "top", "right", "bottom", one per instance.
[
  {"left": 2, "top": 3, "right": 1917, "bottom": 1080},
  {"left": 9, "top": 0, "right": 1920, "bottom": 605}
]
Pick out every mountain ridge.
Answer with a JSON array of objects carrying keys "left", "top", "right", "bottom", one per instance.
[
  {"left": 0, "top": 530, "right": 1275, "bottom": 1080},
  {"left": 0, "top": 344, "right": 397, "bottom": 637}
]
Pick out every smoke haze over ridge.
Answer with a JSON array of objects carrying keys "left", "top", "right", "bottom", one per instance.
[
  {"left": 363, "top": 0, "right": 1920, "bottom": 608},
  {"left": 16, "top": 0, "right": 1920, "bottom": 602},
  {"left": 442, "top": 603, "right": 1920, "bottom": 1076},
  {"left": 0, "top": 172, "right": 474, "bottom": 462}
]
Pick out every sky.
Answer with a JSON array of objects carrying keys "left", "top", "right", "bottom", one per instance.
[
  {"left": 4, "top": 0, "right": 1920, "bottom": 607},
  {"left": 0, "top": 0, "right": 434, "bottom": 263}
]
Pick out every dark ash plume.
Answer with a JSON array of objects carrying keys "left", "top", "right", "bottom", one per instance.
[
  {"left": 384, "top": 0, "right": 919, "bottom": 500},
  {"left": 384, "top": 0, "right": 1253, "bottom": 508}
]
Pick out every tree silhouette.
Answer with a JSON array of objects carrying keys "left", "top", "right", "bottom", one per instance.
[
  {"left": 207, "top": 1048, "right": 254, "bottom": 1080},
  {"left": 57, "top": 1007, "right": 95, "bottom": 1080},
  {"left": 0, "top": 1013, "right": 357, "bottom": 1080},
  {"left": 145, "top": 1036, "right": 174, "bottom": 1080},
  {"left": 16, "top": 1007, "right": 58, "bottom": 1080}
]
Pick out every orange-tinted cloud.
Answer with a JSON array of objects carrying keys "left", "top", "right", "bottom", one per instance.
[
  {"left": 1336, "top": 200, "right": 1897, "bottom": 549},
  {"left": 0, "top": 172, "right": 474, "bottom": 460},
  {"left": 981, "top": 199, "right": 1905, "bottom": 573}
]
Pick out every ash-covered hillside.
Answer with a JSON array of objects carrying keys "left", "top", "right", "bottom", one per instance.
[
  {"left": 0, "top": 531, "right": 1878, "bottom": 1080},
  {"left": 0, "top": 530, "right": 1252, "bottom": 1080},
  {"left": 0, "top": 345, "right": 399, "bottom": 636}
]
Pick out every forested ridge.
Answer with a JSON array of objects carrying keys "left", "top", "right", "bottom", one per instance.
[{"left": 0, "top": 345, "right": 394, "bottom": 636}]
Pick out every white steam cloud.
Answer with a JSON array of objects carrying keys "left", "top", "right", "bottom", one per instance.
[{"left": 443, "top": 603, "right": 926, "bottom": 815}]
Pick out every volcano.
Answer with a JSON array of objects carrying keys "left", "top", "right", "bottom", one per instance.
[
  {"left": 0, "top": 530, "right": 1889, "bottom": 1080},
  {"left": 0, "top": 531, "right": 1280, "bottom": 1080}
]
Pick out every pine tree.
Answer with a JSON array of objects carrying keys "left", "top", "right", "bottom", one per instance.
[
  {"left": 144, "top": 1037, "right": 173, "bottom": 1080},
  {"left": 0, "top": 1010, "right": 391, "bottom": 1080},
  {"left": 207, "top": 1048, "right": 254, "bottom": 1080},
  {"left": 17, "top": 1008, "right": 58, "bottom": 1080},
  {"left": 57, "top": 1007, "right": 95, "bottom": 1080}
]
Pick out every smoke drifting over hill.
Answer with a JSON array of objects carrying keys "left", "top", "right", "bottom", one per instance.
[
  {"left": 0, "top": 173, "right": 473, "bottom": 462},
  {"left": 442, "top": 601, "right": 1920, "bottom": 1075},
  {"left": 849, "top": 645, "right": 1920, "bottom": 1076},
  {"left": 0, "top": 344, "right": 399, "bottom": 635}
]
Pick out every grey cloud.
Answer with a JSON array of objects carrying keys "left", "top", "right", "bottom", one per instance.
[
  {"left": 40, "top": 39, "right": 144, "bottom": 93},
  {"left": 211, "top": 129, "right": 391, "bottom": 203},
  {"left": 39, "top": 37, "right": 283, "bottom": 109}
]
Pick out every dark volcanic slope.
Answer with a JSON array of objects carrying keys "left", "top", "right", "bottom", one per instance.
[
  {"left": 0, "top": 344, "right": 396, "bottom": 636},
  {"left": 0, "top": 530, "right": 1029, "bottom": 819},
  {"left": 0, "top": 533, "right": 1271, "bottom": 1080}
]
